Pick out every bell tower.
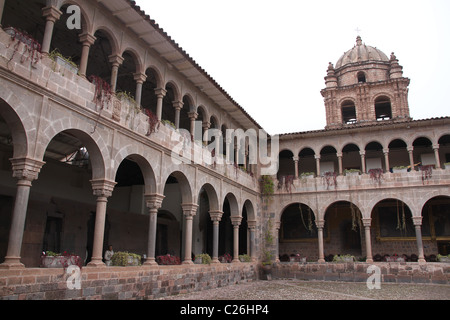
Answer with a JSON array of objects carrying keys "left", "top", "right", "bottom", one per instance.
[{"left": 321, "top": 36, "right": 411, "bottom": 129}]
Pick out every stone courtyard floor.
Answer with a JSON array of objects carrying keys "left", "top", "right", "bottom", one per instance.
[{"left": 159, "top": 279, "right": 450, "bottom": 300}]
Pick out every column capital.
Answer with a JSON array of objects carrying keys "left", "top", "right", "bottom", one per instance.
[
  {"left": 79, "top": 33, "right": 96, "bottom": 46},
  {"left": 407, "top": 146, "right": 414, "bottom": 153},
  {"left": 172, "top": 100, "right": 184, "bottom": 110},
  {"left": 336, "top": 152, "right": 343, "bottom": 158},
  {"left": 362, "top": 218, "right": 372, "bottom": 227},
  {"left": 292, "top": 156, "right": 299, "bottom": 162},
  {"left": 181, "top": 203, "right": 198, "bottom": 217},
  {"left": 359, "top": 151, "right": 366, "bottom": 157},
  {"left": 202, "top": 121, "right": 211, "bottom": 130},
  {"left": 108, "top": 54, "right": 124, "bottom": 67},
  {"left": 412, "top": 216, "right": 423, "bottom": 226},
  {"left": 432, "top": 144, "right": 440, "bottom": 150},
  {"left": 90, "top": 179, "right": 116, "bottom": 198},
  {"left": 209, "top": 210, "right": 223, "bottom": 222},
  {"left": 383, "top": 148, "right": 390, "bottom": 154},
  {"left": 42, "top": 6, "right": 62, "bottom": 22},
  {"left": 154, "top": 88, "right": 167, "bottom": 98},
  {"left": 10, "top": 158, "right": 45, "bottom": 182},
  {"left": 315, "top": 219, "right": 325, "bottom": 229},
  {"left": 144, "top": 193, "right": 165, "bottom": 210},
  {"left": 247, "top": 220, "right": 257, "bottom": 229},
  {"left": 133, "top": 72, "right": 147, "bottom": 84},
  {"left": 314, "top": 155, "right": 321, "bottom": 160},
  {"left": 231, "top": 216, "right": 242, "bottom": 226},
  {"left": 188, "top": 111, "right": 198, "bottom": 120}
]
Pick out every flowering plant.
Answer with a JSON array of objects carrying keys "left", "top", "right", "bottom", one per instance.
[
  {"left": 219, "top": 253, "right": 232, "bottom": 263},
  {"left": 156, "top": 254, "right": 181, "bottom": 265},
  {"left": 41, "top": 251, "right": 83, "bottom": 269}
]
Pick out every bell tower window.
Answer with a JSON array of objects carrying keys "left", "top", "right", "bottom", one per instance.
[
  {"left": 357, "top": 72, "right": 366, "bottom": 83},
  {"left": 342, "top": 100, "right": 357, "bottom": 124},
  {"left": 375, "top": 96, "right": 392, "bottom": 121}
]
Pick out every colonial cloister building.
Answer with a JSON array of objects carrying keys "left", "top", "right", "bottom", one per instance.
[{"left": 0, "top": 0, "right": 448, "bottom": 298}]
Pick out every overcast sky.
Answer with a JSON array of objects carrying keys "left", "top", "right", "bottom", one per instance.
[{"left": 135, "top": 0, "right": 450, "bottom": 135}]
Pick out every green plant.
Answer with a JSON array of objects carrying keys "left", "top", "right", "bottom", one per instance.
[
  {"left": 162, "top": 119, "right": 176, "bottom": 129},
  {"left": 239, "top": 254, "right": 252, "bottom": 262},
  {"left": 49, "top": 49, "right": 78, "bottom": 71},
  {"left": 260, "top": 175, "right": 274, "bottom": 198},
  {"left": 195, "top": 253, "right": 212, "bottom": 264},
  {"left": 111, "top": 251, "right": 141, "bottom": 266},
  {"left": 332, "top": 254, "right": 355, "bottom": 262},
  {"left": 300, "top": 172, "right": 315, "bottom": 177},
  {"left": 437, "top": 254, "right": 450, "bottom": 262},
  {"left": 344, "top": 169, "right": 361, "bottom": 174}
]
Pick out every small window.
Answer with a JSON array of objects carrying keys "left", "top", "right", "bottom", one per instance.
[
  {"left": 357, "top": 72, "right": 366, "bottom": 83},
  {"left": 375, "top": 96, "right": 392, "bottom": 121},
  {"left": 342, "top": 101, "right": 357, "bottom": 124}
]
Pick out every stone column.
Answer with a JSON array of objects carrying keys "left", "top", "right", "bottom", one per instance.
[
  {"left": 247, "top": 221, "right": 257, "bottom": 261},
  {"left": 41, "top": 6, "right": 62, "bottom": 54},
  {"left": 0, "top": 0, "right": 5, "bottom": 25},
  {"left": 188, "top": 111, "right": 198, "bottom": 139},
  {"left": 154, "top": 88, "right": 167, "bottom": 121},
  {"left": 0, "top": 158, "right": 45, "bottom": 269},
  {"left": 383, "top": 148, "right": 390, "bottom": 173},
  {"left": 274, "top": 221, "right": 281, "bottom": 263},
  {"left": 108, "top": 54, "right": 124, "bottom": 92},
  {"left": 362, "top": 218, "right": 373, "bottom": 263},
  {"left": 144, "top": 194, "right": 165, "bottom": 265},
  {"left": 173, "top": 101, "right": 184, "bottom": 129},
  {"left": 134, "top": 72, "right": 147, "bottom": 107},
  {"left": 293, "top": 156, "right": 299, "bottom": 179},
  {"left": 360, "top": 151, "right": 366, "bottom": 174},
  {"left": 316, "top": 219, "right": 325, "bottom": 263},
  {"left": 209, "top": 210, "right": 223, "bottom": 264},
  {"left": 315, "top": 155, "right": 321, "bottom": 177},
  {"left": 87, "top": 179, "right": 116, "bottom": 267},
  {"left": 337, "top": 152, "right": 343, "bottom": 176},
  {"left": 78, "top": 33, "right": 96, "bottom": 78},
  {"left": 407, "top": 146, "right": 415, "bottom": 171},
  {"left": 412, "top": 216, "right": 426, "bottom": 263},
  {"left": 231, "top": 216, "right": 242, "bottom": 263},
  {"left": 433, "top": 144, "right": 441, "bottom": 169},
  {"left": 181, "top": 203, "right": 198, "bottom": 264}
]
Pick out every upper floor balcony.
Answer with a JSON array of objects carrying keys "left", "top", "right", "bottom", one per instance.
[{"left": 0, "top": 26, "right": 259, "bottom": 192}]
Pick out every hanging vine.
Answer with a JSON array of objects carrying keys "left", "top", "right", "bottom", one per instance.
[
  {"left": 396, "top": 200, "right": 407, "bottom": 233},
  {"left": 420, "top": 165, "right": 433, "bottom": 184},
  {"left": 368, "top": 168, "right": 384, "bottom": 185},
  {"left": 323, "top": 171, "right": 337, "bottom": 190},
  {"left": 299, "top": 204, "right": 313, "bottom": 233},
  {"left": 145, "top": 109, "right": 160, "bottom": 136},
  {"left": 6, "top": 27, "right": 42, "bottom": 68},
  {"left": 350, "top": 203, "right": 362, "bottom": 232},
  {"left": 89, "top": 75, "right": 113, "bottom": 133}
]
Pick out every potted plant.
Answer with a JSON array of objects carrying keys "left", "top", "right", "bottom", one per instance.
[
  {"left": 332, "top": 254, "right": 355, "bottom": 262},
  {"left": 219, "top": 253, "right": 232, "bottom": 263},
  {"left": 49, "top": 49, "right": 79, "bottom": 74},
  {"left": 111, "top": 251, "right": 141, "bottom": 266},
  {"left": 437, "top": 254, "right": 450, "bottom": 263},
  {"left": 239, "top": 254, "right": 252, "bottom": 262},
  {"left": 156, "top": 254, "right": 181, "bottom": 265},
  {"left": 444, "top": 163, "right": 450, "bottom": 170},
  {"left": 195, "top": 253, "right": 212, "bottom": 265},
  {"left": 300, "top": 172, "right": 315, "bottom": 180},
  {"left": 41, "top": 251, "right": 83, "bottom": 269},
  {"left": 344, "top": 169, "right": 361, "bottom": 176}
]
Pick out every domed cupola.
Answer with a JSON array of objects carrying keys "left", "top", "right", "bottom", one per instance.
[
  {"left": 321, "top": 36, "right": 411, "bottom": 129},
  {"left": 335, "top": 36, "right": 389, "bottom": 69}
]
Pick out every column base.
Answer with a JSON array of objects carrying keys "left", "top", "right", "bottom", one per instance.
[
  {"left": 87, "top": 259, "right": 106, "bottom": 267},
  {"left": 144, "top": 258, "right": 158, "bottom": 266},
  {"left": 0, "top": 256, "right": 25, "bottom": 269},
  {"left": 182, "top": 260, "right": 194, "bottom": 265},
  {"left": 366, "top": 259, "right": 374, "bottom": 263},
  {"left": 211, "top": 258, "right": 220, "bottom": 264},
  {"left": 318, "top": 259, "right": 326, "bottom": 263}
]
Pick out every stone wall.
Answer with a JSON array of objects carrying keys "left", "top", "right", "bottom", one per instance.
[
  {"left": 272, "top": 262, "right": 450, "bottom": 284},
  {"left": 0, "top": 263, "right": 257, "bottom": 300}
]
